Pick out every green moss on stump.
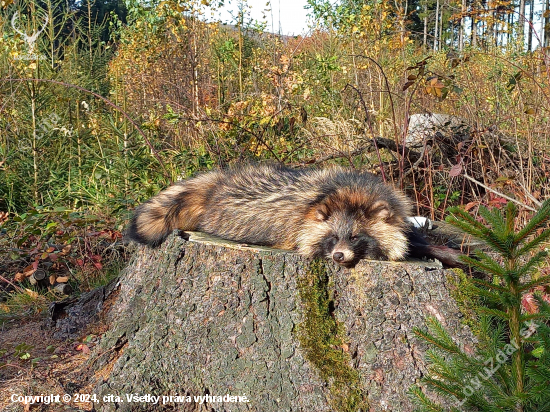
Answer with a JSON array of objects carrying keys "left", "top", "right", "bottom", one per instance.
[
  {"left": 296, "top": 260, "right": 368, "bottom": 412},
  {"left": 446, "top": 268, "right": 482, "bottom": 334}
]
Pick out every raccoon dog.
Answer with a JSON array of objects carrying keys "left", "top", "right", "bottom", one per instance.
[{"left": 128, "top": 164, "right": 414, "bottom": 268}]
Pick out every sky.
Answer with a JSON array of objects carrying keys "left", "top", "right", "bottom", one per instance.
[{"left": 213, "top": 0, "right": 313, "bottom": 36}]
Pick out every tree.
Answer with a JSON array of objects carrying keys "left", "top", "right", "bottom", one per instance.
[{"left": 411, "top": 200, "right": 550, "bottom": 411}]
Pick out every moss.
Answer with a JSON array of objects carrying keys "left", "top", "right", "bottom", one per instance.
[
  {"left": 446, "top": 268, "right": 482, "bottom": 335},
  {"left": 296, "top": 259, "right": 368, "bottom": 412}
]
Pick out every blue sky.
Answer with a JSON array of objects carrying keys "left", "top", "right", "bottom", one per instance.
[{"left": 214, "top": 0, "right": 313, "bottom": 36}]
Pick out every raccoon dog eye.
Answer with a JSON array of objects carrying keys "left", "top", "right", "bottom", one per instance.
[{"left": 350, "top": 235, "right": 358, "bottom": 241}]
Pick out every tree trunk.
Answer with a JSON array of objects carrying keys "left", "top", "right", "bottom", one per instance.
[
  {"left": 459, "top": 0, "right": 466, "bottom": 50},
  {"left": 434, "top": 0, "right": 440, "bottom": 51},
  {"left": 470, "top": 2, "right": 477, "bottom": 48},
  {"left": 519, "top": 0, "right": 526, "bottom": 46},
  {"left": 528, "top": 0, "right": 534, "bottom": 51},
  {"left": 80, "top": 232, "right": 475, "bottom": 412},
  {"left": 423, "top": 0, "right": 428, "bottom": 49}
]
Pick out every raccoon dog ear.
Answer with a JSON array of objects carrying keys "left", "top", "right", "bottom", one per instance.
[
  {"left": 370, "top": 200, "right": 393, "bottom": 220},
  {"left": 313, "top": 203, "right": 331, "bottom": 221}
]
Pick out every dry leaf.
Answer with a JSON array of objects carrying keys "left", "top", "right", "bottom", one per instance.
[
  {"left": 449, "top": 163, "right": 463, "bottom": 177},
  {"left": 25, "top": 289, "right": 39, "bottom": 298},
  {"left": 75, "top": 344, "right": 91, "bottom": 354},
  {"left": 464, "top": 201, "right": 479, "bottom": 211}
]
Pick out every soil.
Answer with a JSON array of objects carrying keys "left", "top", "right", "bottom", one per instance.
[{"left": 0, "top": 318, "right": 97, "bottom": 412}]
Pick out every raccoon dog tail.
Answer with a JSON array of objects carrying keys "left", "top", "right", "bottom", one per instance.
[{"left": 127, "top": 174, "right": 217, "bottom": 247}]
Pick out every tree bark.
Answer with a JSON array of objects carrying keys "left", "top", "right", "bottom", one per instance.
[
  {"left": 423, "top": 0, "right": 428, "bottom": 49},
  {"left": 434, "top": 0, "right": 440, "bottom": 51},
  {"left": 82, "top": 232, "right": 475, "bottom": 412},
  {"left": 519, "top": 0, "right": 526, "bottom": 46}
]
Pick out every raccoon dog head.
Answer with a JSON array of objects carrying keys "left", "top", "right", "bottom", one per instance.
[{"left": 299, "top": 189, "right": 410, "bottom": 268}]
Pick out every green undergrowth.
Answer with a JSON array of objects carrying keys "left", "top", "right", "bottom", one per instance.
[
  {"left": 0, "top": 208, "right": 128, "bottom": 321},
  {"left": 296, "top": 259, "right": 368, "bottom": 412}
]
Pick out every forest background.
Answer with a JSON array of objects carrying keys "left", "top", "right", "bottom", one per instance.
[{"left": 1, "top": 0, "right": 550, "bottom": 305}]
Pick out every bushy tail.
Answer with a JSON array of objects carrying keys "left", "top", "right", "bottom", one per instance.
[
  {"left": 127, "top": 178, "right": 213, "bottom": 247},
  {"left": 406, "top": 226, "right": 464, "bottom": 267}
]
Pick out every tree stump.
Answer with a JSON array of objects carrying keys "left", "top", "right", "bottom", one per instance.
[{"left": 85, "top": 231, "right": 475, "bottom": 412}]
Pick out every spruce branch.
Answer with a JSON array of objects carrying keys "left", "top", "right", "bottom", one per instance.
[
  {"left": 483, "top": 231, "right": 515, "bottom": 257},
  {"left": 516, "top": 231, "right": 550, "bottom": 258},
  {"left": 413, "top": 327, "right": 464, "bottom": 356},
  {"left": 408, "top": 386, "right": 445, "bottom": 412},
  {"left": 422, "top": 377, "right": 465, "bottom": 399},
  {"left": 413, "top": 200, "right": 550, "bottom": 411},
  {"left": 478, "top": 307, "right": 511, "bottom": 320},
  {"left": 521, "top": 313, "right": 549, "bottom": 322},
  {"left": 469, "top": 275, "right": 508, "bottom": 293},
  {"left": 445, "top": 218, "right": 487, "bottom": 240},
  {"left": 505, "top": 202, "right": 518, "bottom": 238},
  {"left": 465, "top": 250, "right": 506, "bottom": 278},
  {"left": 466, "top": 284, "right": 504, "bottom": 303},
  {"left": 446, "top": 206, "right": 490, "bottom": 234},
  {"left": 518, "top": 272, "right": 550, "bottom": 293},
  {"left": 479, "top": 205, "right": 506, "bottom": 237},
  {"left": 515, "top": 198, "right": 550, "bottom": 244}
]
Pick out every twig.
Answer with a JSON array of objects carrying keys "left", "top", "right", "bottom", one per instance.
[
  {"left": 462, "top": 173, "right": 537, "bottom": 212},
  {"left": 0, "top": 274, "right": 24, "bottom": 293}
]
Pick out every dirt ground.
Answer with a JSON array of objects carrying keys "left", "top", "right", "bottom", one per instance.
[{"left": 0, "top": 318, "right": 97, "bottom": 412}]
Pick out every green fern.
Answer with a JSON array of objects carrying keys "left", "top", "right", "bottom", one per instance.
[{"left": 409, "top": 199, "right": 550, "bottom": 411}]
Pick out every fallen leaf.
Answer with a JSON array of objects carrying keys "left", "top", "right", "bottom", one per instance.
[
  {"left": 75, "top": 344, "right": 91, "bottom": 354},
  {"left": 25, "top": 289, "right": 39, "bottom": 298},
  {"left": 14, "top": 272, "right": 25, "bottom": 282},
  {"left": 449, "top": 163, "right": 463, "bottom": 177},
  {"left": 464, "top": 201, "right": 479, "bottom": 211}
]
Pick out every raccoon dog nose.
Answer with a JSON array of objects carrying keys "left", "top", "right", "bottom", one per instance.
[{"left": 333, "top": 252, "right": 345, "bottom": 262}]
